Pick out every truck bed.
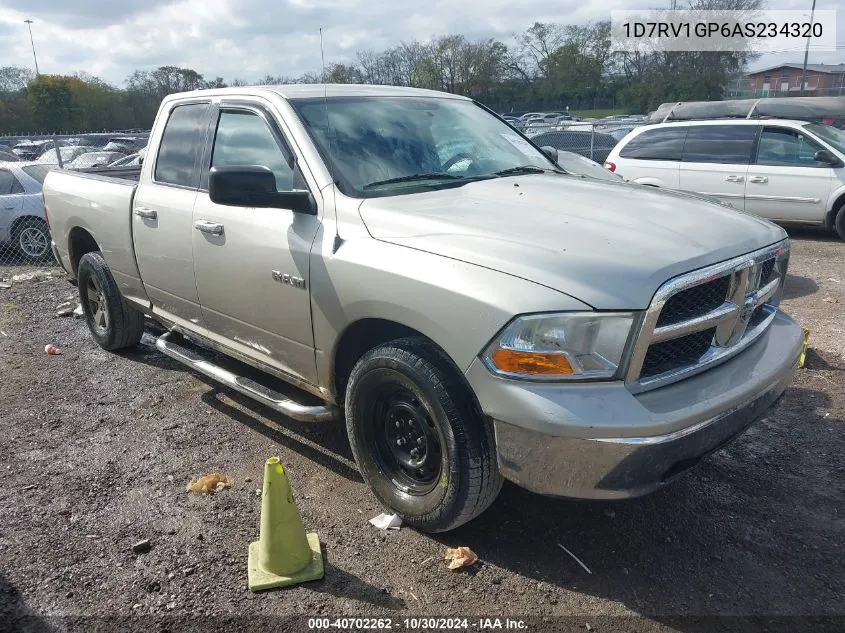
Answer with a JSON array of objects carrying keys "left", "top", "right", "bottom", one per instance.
[{"left": 43, "top": 168, "right": 146, "bottom": 303}]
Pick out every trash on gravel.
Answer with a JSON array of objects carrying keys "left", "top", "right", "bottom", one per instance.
[
  {"left": 0, "top": 282, "right": 10, "bottom": 289},
  {"left": 828, "top": 278, "right": 841, "bottom": 283},
  {"left": 369, "top": 512, "right": 402, "bottom": 530},
  {"left": 44, "top": 344, "right": 62, "bottom": 355},
  {"left": 823, "top": 297, "right": 838, "bottom": 303},
  {"left": 132, "top": 539, "right": 151, "bottom": 554},
  {"left": 557, "top": 542, "right": 592, "bottom": 574},
  {"left": 0, "top": 331, "right": 7, "bottom": 337},
  {"left": 56, "top": 302, "right": 78, "bottom": 317},
  {"left": 73, "top": 304, "right": 84, "bottom": 317},
  {"left": 186, "top": 473, "right": 233, "bottom": 494},
  {"left": 22, "top": 484, "right": 37, "bottom": 491},
  {"left": 444, "top": 546, "right": 479, "bottom": 570},
  {"left": 11, "top": 271, "right": 52, "bottom": 284}
]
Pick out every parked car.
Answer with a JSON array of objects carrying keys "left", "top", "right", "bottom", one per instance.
[
  {"left": 44, "top": 85, "right": 801, "bottom": 532},
  {"left": 0, "top": 162, "right": 51, "bottom": 260},
  {"left": 605, "top": 119, "right": 845, "bottom": 239},
  {"left": 108, "top": 152, "right": 144, "bottom": 167},
  {"left": 0, "top": 150, "right": 20, "bottom": 162},
  {"left": 12, "top": 139, "right": 65, "bottom": 161},
  {"left": 528, "top": 129, "right": 619, "bottom": 163},
  {"left": 36, "top": 145, "right": 97, "bottom": 165},
  {"left": 65, "top": 151, "right": 127, "bottom": 169},
  {"left": 102, "top": 136, "right": 147, "bottom": 153}
]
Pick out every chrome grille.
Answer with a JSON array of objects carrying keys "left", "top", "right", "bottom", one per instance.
[{"left": 627, "top": 240, "right": 790, "bottom": 392}]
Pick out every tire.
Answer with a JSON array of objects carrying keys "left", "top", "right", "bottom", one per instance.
[
  {"left": 13, "top": 218, "right": 51, "bottom": 261},
  {"left": 835, "top": 204, "right": 845, "bottom": 241},
  {"left": 77, "top": 252, "right": 145, "bottom": 351},
  {"left": 345, "top": 337, "right": 502, "bottom": 532}
]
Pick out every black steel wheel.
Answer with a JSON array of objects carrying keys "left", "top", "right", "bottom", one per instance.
[{"left": 345, "top": 337, "right": 502, "bottom": 532}]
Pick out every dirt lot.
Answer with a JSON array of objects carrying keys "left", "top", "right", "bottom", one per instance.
[{"left": 0, "top": 230, "right": 843, "bottom": 633}]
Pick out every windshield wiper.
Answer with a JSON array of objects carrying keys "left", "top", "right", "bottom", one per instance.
[
  {"left": 493, "top": 165, "right": 552, "bottom": 177},
  {"left": 363, "top": 172, "right": 463, "bottom": 190}
]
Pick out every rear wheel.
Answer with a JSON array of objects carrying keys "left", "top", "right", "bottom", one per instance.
[
  {"left": 835, "top": 204, "right": 845, "bottom": 241},
  {"left": 13, "top": 218, "right": 51, "bottom": 261},
  {"left": 345, "top": 337, "right": 502, "bottom": 532},
  {"left": 77, "top": 252, "right": 145, "bottom": 350}
]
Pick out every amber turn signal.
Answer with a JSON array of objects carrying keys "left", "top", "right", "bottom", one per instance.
[{"left": 491, "top": 348, "right": 575, "bottom": 375}]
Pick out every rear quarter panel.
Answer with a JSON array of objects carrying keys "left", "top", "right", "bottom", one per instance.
[{"left": 43, "top": 170, "right": 149, "bottom": 306}]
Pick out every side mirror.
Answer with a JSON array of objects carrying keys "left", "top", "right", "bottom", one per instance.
[
  {"left": 540, "top": 145, "right": 558, "bottom": 164},
  {"left": 814, "top": 149, "right": 843, "bottom": 167},
  {"left": 209, "top": 165, "right": 317, "bottom": 215}
]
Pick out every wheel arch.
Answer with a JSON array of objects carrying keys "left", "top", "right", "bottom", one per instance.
[
  {"left": 330, "top": 318, "right": 477, "bottom": 408},
  {"left": 67, "top": 227, "right": 101, "bottom": 277}
]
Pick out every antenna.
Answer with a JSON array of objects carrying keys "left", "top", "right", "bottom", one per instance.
[{"left": 320, "top": 27, "right": 343, "bottom": 253}]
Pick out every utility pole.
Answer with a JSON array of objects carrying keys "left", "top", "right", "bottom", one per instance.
[
  {"left": 800, "top": 0, "right": 817, "bottom": 93},
  {"left": 24, "top": 19, "right": 39, "bottom": 76}
]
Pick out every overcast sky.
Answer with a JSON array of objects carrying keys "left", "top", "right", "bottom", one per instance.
[{"left": 0, "top": 0, "right": 843, "bottom": 85}]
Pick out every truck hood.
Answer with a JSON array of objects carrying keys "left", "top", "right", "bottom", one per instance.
[{"left": 358, "top": 174, "right": 786, "bottom": 309}]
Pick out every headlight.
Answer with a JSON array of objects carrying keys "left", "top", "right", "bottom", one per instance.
[{"left": 482, "top": 312, "right": 636, "bottom": 381}]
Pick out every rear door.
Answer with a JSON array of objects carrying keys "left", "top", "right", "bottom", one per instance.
[
  {"left": 745, "top": 126, "right": 834, "bottom": 223},
  {"left": 614, "top": 126, "right": 687, "bottom": 188},
  {"left": 677, "top": 124, "right": 757, "bottom": 210},
  {"left": 133, "top": 101, "right": 211, "bottom": 329},
  {"left": 191, "top": 103, "right": 322, "bottom": 384}
]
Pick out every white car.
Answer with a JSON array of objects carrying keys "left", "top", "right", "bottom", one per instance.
[
  {"left": 0, "top": 162, "right": 51, "bottom": 260},
  {"left": 605, "top": 119, "right": 845, "bottom": 239}
]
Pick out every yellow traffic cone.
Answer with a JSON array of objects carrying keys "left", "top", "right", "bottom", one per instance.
[{"left": 248, "top": 457, "right": 324, "bottom": 591}]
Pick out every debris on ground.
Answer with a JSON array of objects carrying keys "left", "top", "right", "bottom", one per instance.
[
  {"left": 557, "top": 543, "right": 592, "bottom": 574},
  {"left": 799, "top": 328, "right": 810, "bottom": 369},
  {"left": 131, "top": 539, "right": 151, "bottom": 554},
  {"left": 369, "top": 512, "right": 402, "bottom": 530},
  {"left": 73, "top": 304, "right": 84, "bottom": 317},
  {"left": 0, "top": 282, "right": 10, "bottom": 290},
  {"left": 445, "top": 546, "right": 479, "bottom": 570},
  {"left": 186, "top": 473, "right": 233, "bottom": 494},
  {"left": 56, "top": 302, "right": 78, "bottom": 317},
  {"left": 11, "top": 271, "right": 52, "bottom": 284},
  {"left": 44, "top": 344, "right": 62, "bottom": 355}
]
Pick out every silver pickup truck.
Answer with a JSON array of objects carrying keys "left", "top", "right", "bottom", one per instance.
[{"left": 43, "top": 85, "right": 803, "bottom": 532}]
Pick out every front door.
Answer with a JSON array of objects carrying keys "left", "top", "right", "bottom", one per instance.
[
  {"left": 133, "top": 101, "right": 210, "bottom": 328},
  {"left": 745, "top": 126, "right": 834, "bottom": 223},
  {"left": 192, "top": 105, "right": 321, "bottom": 384}
]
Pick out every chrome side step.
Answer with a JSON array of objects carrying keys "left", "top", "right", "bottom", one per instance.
[{"left": 155, "top": 331, "right": 338, "bottom": 422}]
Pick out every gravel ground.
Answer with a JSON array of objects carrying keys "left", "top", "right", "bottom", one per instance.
[{"left": 0, "top": 230, "right": 843, "bottom": 633}]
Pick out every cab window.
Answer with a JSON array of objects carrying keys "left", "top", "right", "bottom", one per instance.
[{"left": 210, "top": 110, "right": 294, "bottom": 192}]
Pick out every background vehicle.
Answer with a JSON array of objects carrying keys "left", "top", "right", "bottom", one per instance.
[
  {"left": 529, "top": 129, "right": 619, "bottom": 162},
  {"left": 102, "top": 136, "right": 146, "bottom": 153},
  {"left": 0, "top": 162, "right": 51, "bottom": 260},
  {"left": 44, "top": 85, "right": 801, "bottom": 532},
  {"left": 606, "top": 119, "right": 845, "bottom": 239},
  {"left": 36, "top": 146, "right": 97, "bottom": 165},
  {"left": 65, "top": 151, "right": 127, "bottom": 169},
  {"left": 12, "top": 139, "right": 64, "bottom": 160},
  {"left": 0, "top": 151, "right": 20, "bottom": 162},
  {"left": 109, "top": 152, "right": 144, "bottom": 167}
]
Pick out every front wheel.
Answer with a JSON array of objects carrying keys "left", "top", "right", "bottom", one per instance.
[
  {"left": 345, "top": 337, "right": 502, "bottom": 532},
  {"left": 77, "top": 252, "right": 145, "bottom": 350}
]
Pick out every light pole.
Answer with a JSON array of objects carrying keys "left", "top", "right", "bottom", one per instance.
[
  {"left": 24, "top": 19, "right": 39, "bottom": 76},
  {"left": 800, "top": 0, "right": 817, "bottom": 93}
]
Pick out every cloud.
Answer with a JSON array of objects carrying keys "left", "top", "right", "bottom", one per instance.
[{"left": 0, "top": 0, "right": 843, "bottom": 85}]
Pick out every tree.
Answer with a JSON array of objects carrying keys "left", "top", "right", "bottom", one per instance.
[{"left": 26, "top": 75, "right": 76, "bottom": 132}]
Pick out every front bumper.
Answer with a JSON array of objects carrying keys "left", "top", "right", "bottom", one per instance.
[{"left": 466, "top": 311, "right": 803, "bottom": 499}]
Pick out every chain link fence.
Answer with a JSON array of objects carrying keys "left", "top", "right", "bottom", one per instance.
[
  {"left": 516, "top": 119, "right": 638, "bottom": 164},
  {"left": 0, "top": 132, "right": 148, "bottom": 277}
]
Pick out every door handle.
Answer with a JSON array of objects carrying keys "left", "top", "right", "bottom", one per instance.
[
  {"left": 134, "top": 207, "right": 158, "bottom": 219},
  {"left": 725, "top": 175, "right": 744, "bottom": 183},
  {"left": 749, "top": 176, "right": 768, "bottom": 184},
  {"left": 2, "top": 206, "right": 14, "bottom": 210},
  {"left": 194, "top": 220, "right": 224, "bottom": 236}
]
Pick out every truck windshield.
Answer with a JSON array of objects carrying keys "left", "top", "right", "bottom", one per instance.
[{"left": 290, "top": 96, "right": 555, "bottom": 198}]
